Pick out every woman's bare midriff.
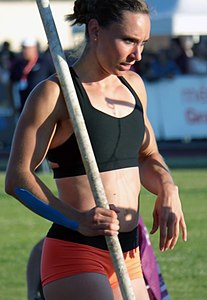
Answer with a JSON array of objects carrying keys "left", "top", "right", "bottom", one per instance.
[{"left": 55, "top": 166, "right": 141, "bottom": 232}]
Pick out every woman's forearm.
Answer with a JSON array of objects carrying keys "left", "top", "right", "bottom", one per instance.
[{"left": 139, "top": 152, "right": 175, "bottom": 195}]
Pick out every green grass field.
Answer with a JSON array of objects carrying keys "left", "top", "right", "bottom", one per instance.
[{"left": 0, "top": 169, "right": 207, "bottom": 300}]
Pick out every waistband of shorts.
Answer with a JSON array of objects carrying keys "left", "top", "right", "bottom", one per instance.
[{"left": 46, "top": 223, "right": 139, "bottom": 252}]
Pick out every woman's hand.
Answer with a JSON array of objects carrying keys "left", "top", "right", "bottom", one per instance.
[
  {"left": 78, "top": 204, "right": 120, "bottom": 237},
  {"left": 150, "top": 184, "right": 187, "bottom": 251}
]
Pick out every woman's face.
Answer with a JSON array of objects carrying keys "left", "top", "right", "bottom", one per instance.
[{"left": 93, "top": 11, "right": 151, "bottom": 76}]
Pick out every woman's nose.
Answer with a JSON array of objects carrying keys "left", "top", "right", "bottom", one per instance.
[
  {"left": 134, "top": 46, "right": 142, "bottom": 61},
  {"left": 133, "top": 46, "right": 142, "bottom": 62}
]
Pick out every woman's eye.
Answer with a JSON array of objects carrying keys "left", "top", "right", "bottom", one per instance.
[{"left": 124, "top": 39, "right": 136, "bottom": 45}]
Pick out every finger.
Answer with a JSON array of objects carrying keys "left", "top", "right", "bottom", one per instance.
[
  {"left": 180, "top": 216, "right": 188, "bottom": 242},
  {"left": 150, "top": 211, "right": 159, "bottom": 234},
  {"left": 109, "top": 204, "right": 120, "bottom": 213},
  {"left": 93, "top": 214, "right": 119, "bottom": 226},
  {"left": 104, "top": 230, "right": 119, "bottom": 236},
  {"left": 92, "top": 223, "right": 120, "bottom": 236},
  {"left": 92, "top": 207, "right": 118, "bottom": 220},
  {"left": 93, "top": 222, "right": 120, "bottom": 231},
  {"left": 169, "top": 221, "right": 180, "bottom": 250},
  {"left": 164, "top": 213, "right": 176, "bottom": 250},
  {"left": 164, "top": 234, "right": 173, "bottom": 251},
  {"left": 96, "top": 207, "right": 119, "bottom": 219},
  {"left": 159, "top": 217, "right": 168, "bottom": 252}
]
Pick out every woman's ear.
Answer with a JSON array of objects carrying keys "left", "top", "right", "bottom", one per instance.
[{"left": 87, "top": 18, "right": 100, "bottom": 41}]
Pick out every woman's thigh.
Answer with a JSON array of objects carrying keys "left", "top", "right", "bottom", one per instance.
[
  {"left": 43, "top": 272, "right": 114, "bottom": 300},
  {"left": 112, "top": 277, "right": 150, "bottom": 300}
]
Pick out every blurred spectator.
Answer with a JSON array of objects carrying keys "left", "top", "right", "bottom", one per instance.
[
  {"left": 188, "top": 42, "right": 207, "bottom": 75},
  {"left": 169, "top": 38, "right": 190, "bottom": 74},
  {"left": 141, "top": 49, "right": 181, "bottom": 81},
  {"left": 9, "top": 37, "right": 55, "bottom": 115},
  {"left": 179, "top": 36, "right": 194, "bottom": 58},
  {"left": 0, "top": 41, "right": 16, "bottom": 84}
]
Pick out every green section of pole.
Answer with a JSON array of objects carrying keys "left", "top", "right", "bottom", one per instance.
[{"left": 36, "top": 1, "right": 136, "bottom": 299}]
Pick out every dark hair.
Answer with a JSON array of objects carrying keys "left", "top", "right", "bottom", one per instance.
[{"left": 66, "top": 0, "right": 149, "bottom": 32}]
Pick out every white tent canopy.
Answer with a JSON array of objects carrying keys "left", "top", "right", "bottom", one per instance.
[{"left": 148, "top": 0, "right": 207, "bottom": 36}]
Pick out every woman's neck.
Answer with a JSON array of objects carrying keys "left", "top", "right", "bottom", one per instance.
[{"left": 72, "top": 48, "right": 112, "bottom": 84}]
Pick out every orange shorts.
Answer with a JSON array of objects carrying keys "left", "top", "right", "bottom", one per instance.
[{"left": 41, "top": 237, "right": 143, "bottom": 289}]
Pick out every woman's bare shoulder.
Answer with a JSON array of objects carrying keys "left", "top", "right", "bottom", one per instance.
[
  {"left": 38, "top": 73, "right": 60, "bottom": 94},
  {"left": 21, "top": 73, "right": 67, "bottom": 123},
  {"left": 123, "top": 70, "right": 147, "bottom": 108},
  {"left": 28, "top": 74, "right": 61, "bottom": 105},
  {"left": 123, "top": 70, "right": 145, "bottom": 87}
]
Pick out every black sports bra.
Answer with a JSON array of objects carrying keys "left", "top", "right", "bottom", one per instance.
[{"left": 47, "top": 68, "right": 145, "bottom": 178}]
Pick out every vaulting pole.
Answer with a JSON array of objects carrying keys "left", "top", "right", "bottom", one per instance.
[{"left": 36, "top": 1, "right": 136, "bottom": 299}]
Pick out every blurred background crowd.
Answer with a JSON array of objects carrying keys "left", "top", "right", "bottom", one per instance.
[{"left": 133, "top": 36, "right": 207, "bottom": 80}]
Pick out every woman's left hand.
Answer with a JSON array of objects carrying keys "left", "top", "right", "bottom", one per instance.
[{"left": 150, "top": 184, "right": 187, "bottom": 251}]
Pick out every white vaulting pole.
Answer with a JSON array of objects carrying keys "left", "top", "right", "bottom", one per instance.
[{"left": 36, "top": 1, "right": 136, "bottom": 299}]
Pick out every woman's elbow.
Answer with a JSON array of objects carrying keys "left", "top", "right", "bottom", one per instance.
[{"left": 5, "top": 171, "right": 17, "bottom": 197}]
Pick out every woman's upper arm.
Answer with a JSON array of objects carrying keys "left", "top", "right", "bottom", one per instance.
[
  {"left": 7, "top": 79, "right": 62, "bottom": 173},
  {"left": 139, "top": 115, "right": 159, "bottom": 161},
  {"left": 126, "top": 71, "right": 158, "bottom": 160}
]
